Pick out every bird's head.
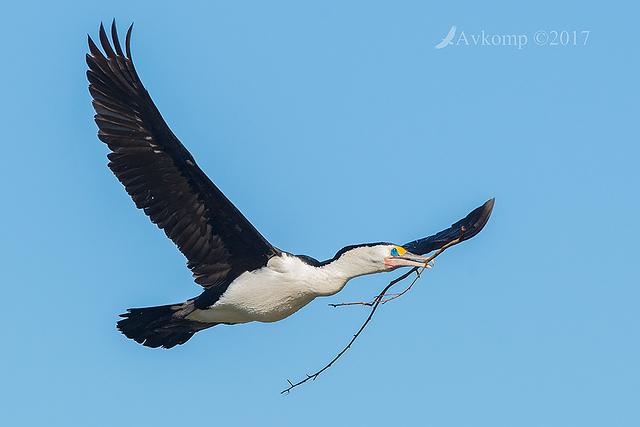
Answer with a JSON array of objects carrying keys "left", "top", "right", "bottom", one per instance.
[
  {"left": 330, "top": 243, "right": 431, "bottom": 276},
  {"left": 382, "top": 244, "right": 432, "bottom": 271}
]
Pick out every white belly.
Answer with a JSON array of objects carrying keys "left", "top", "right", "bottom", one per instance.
[
  {"left": 186, "top": 272, "right": 318, "bottom": 324},
  {"left": 185, "top": 254, "right": 346, "bottom": 324}
]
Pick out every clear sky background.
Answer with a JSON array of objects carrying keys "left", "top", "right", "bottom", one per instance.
[{"left": 1, "top": 1, "right": 638, "bottom": 425}]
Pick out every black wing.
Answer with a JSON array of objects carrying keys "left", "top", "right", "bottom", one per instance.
[
  {"left": 87, "top": 21, "right": 278, "bottom": 289},
  {"left": 402, "top": 198, "right": 494, "bottom": 255}
]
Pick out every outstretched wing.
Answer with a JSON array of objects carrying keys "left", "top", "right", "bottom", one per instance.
[
  {"left": 86, "top": 21, "right": 278, "bottom": 289},
  {"left": 402, "top": 198, "right": 494, "bottom": 255}
]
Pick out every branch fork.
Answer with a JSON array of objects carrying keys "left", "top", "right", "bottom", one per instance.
[{"left": 281, "top": 227, "right": 466, "bottom": 394}]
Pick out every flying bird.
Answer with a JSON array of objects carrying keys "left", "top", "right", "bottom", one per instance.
[
  {"left": 87, "top": 22, "right": 494, "bottom": 349},
  {"left": 435, "top": 25, "right": 457, "bottom": 49}
]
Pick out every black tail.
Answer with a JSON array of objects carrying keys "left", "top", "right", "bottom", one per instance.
[{"left": 117, "top": 303, "right": 216, "bottom": 349}]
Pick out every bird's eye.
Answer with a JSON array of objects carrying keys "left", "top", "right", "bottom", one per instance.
[{"left": 390, "top": 246, "right": 406, "bottom": 257}]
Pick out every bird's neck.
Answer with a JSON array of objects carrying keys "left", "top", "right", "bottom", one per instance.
[{"left": 310, "top": 251, "right": 385, "bottom": 296}]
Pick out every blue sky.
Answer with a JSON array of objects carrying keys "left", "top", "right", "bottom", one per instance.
[{"left": 1, "top": 1, "right": 639, "bottom": 425}]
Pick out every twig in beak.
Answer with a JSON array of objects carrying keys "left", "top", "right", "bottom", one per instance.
[{"left": 282, "top": 227, "right": 466, "bottom": 394}]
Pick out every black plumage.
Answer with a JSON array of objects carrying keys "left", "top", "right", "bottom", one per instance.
[
  {"left": 87, "top": 21, "right": 494, "bottom": 349},
  {"left": 87, "top": 22, "right": 278, "bottom": 297},
  {"left": 402, "top": 198, "right": 494, "bottom": 255}
]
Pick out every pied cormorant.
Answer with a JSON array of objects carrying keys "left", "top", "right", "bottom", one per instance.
[{"left": 86, "top": 22, "right": 494, "bottom": 349}]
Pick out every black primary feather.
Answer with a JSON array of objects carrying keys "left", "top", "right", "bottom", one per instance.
[
  {"left": 86, "top": 21, "right": 279, "bottom": 297},
  {"left": 402, "top": 198, "right": 494, "bottom": 255}
]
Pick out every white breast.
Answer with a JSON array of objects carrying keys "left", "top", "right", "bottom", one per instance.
[{"left": 185, "top": 254, "right": 349, "bottom": 324}]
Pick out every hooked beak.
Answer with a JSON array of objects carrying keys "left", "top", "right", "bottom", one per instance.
[{"left": 384, "top": 251, "right": 432, "bottom": 271}]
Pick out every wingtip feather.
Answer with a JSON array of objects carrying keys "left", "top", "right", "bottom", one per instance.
[
  {"left": 125, "top": 23, "right": 134, "bottom": 59},
  {"left": 111, "top": 19, "right": 124, "bottom": 56},
  {"left": 99, "top": 21, "right": 116, "bottom": 58}
]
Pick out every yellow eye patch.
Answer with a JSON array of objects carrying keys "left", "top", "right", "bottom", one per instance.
[{"left": 390, "top": 246, "right": 406, "bottom": 257}]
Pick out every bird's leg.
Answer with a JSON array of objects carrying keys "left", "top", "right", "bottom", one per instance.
[{"left": 171, "top": 300, "right": 197, "bottom": 319}]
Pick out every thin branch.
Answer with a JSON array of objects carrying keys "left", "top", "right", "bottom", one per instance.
[
  {"left": 281, "top": 227, "right": 466, "bottom": 394},
  {"left": 328, "top": 267, "right": 419, "bottom": 307},
  {"left": 281, "top": 270, "right": 415, "bottom": 394},
  {"left": 330, "top": 227, "right": 466, "bottom": 307}
]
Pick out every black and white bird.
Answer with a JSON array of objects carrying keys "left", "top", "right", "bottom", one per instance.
[{"left": 87, "top": 22, "right": 494, "bottom": 349}]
